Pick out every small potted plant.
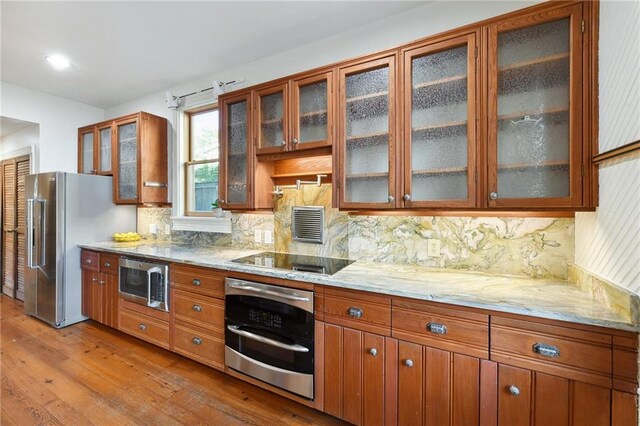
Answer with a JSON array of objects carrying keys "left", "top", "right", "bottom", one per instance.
[{"left": 211, "top": 200, "right": 223, "bottom": 218}]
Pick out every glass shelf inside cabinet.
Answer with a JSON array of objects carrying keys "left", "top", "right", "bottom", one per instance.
[
  {"left": 410, "top": 44, "right": 469, "bottom": 201},
  {"left": 496, "top": 18, "right": 571, "bottom": 199},
  {"left": 344, "top": 66, "right": 390, "bottom": 204}
]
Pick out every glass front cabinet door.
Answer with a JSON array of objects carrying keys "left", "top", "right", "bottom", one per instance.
[
  {"left": 254, "top": 84, "right": 288, "bottom": 155},
  {"left": 291, "top": 71, "right": 333, "bottom": 151},
  {"left": 402, "top": 32, "right": 478, "bottom": 208},
  {"left": 78, "top": 126, "right": 95, "bottom": 174},
  {"left": 487, "top": 4, "right": 583, "bottom": 208},
  {"left": 114, "top": 117, "right": 139, "bottom": 203},
  {"left": 97, "top": 124, "right": 113, "bottom": 175},
  {"left": 338, "top": 55, "right": 397, "bottom": 209},
  {"left": 220, "top": 93, "right": 252, "bottom": 209}
]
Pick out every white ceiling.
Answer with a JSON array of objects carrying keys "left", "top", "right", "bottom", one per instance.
[
  {"left": 1, "top": 1, "right": 423, "bottom": 109},
  {"left": 0, "top": 116, "right": 38, "bottom": 139}
]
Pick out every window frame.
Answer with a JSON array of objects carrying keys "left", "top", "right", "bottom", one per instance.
[{"left": 184, "top": 104, "right": 219, "bottom": 217}]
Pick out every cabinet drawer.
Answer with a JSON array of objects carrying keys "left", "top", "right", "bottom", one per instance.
[
  {"left": 173, "top": 289, "right": 224, "bottom": 332},
  {"left": 119, "top": 308, "right": 170, "bottom": 350},
  {"left": 81, "top": 250, "right": 100, "bottom": 272},
  {"left": 392, "top": 300, "right": 489, "bottom": 359},
  {"left": 174, "top": 322, "right": 225, "bottom": 370},
  {"left": 491, "top": 317, "right": 612, "bottom": 387},
  {"left": 323, "top": 288, "right": 391, "bottom": 335},
  {"left": 99, "top": 253, "right": 119, "bottom": 275},
  {"left": 171, "top": 264, "right": 225, "bottom": 299}
]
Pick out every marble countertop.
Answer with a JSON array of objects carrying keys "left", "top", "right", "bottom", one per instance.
[{"left": 80, "top": 241, "right": 639, "bottom": 332}]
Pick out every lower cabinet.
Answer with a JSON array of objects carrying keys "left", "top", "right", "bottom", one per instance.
[
  {"left": 119, "top": 299, "right": 170, "bottom": 350},
  {"left": 497, "top": 364, "right": 611, "bottom": 426},
  {"left": 397, "top": 341, "right": 490, "bottom": 426},
  {"left": 323, "top": 323, "right": 396, "bottom": 426},
  {"left": 81, "top": 269, "right": 119, "bottom": 328}
]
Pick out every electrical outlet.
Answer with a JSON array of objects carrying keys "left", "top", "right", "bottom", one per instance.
[
  {"left": 164, "top": 224, "right": 171, "bottom": 234},
  {"left": 264, "top": 230, "right": 273, "bottom": 244},
  {"left": 427, "top": 238, "right": 441, "bottom": 258},
  {"left": 148, "top": 223, "right": 158, "bottom": 235},
  {"left": 254, "top": 230, "right": 262, "bottom": 243}
]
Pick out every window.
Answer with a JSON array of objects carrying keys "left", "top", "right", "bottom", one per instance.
[{"left": 185, "top": 106, "right": 219, "bottom": 216}]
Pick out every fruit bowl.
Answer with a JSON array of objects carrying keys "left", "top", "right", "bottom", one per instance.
[{"left": 113, "top": 232, "right": 141, "bottom": 242}]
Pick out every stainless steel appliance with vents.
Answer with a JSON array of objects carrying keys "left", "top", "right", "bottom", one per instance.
[
  {"left": 225, "top": 278, "right": 315, "bottom": 399},
  {"left": 292, "top": 206, "right": 324, "bottom": 244},
  {"left": 119, "top": 258, "right": 169, "bottom": 312}
]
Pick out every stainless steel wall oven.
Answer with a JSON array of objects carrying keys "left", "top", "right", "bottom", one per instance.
[{"left": 224, "top": 278, "right": 314, "bottom": 399}]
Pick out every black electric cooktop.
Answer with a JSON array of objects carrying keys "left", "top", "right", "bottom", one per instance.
[{"left": 231, "top": 252, "right": 354, "bottom": 276}]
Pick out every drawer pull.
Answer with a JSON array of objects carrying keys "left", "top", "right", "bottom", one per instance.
[
  {"left": 368, "top": 348, "right": 377, "bottom": 356},
  {"left": 192, "top": 279, "right": 201, "bottom": 286},
  {"left": 139, "top": 323, "right": 147, "bottom": 331},
  {"left": 403, "top": 359, "right": 414, "bottom": 368},
  {"left": 92, "top": 277, "right": 98, "bottom": 282},
  {"left": 347, "top": 307, "right": 363, "bottom": 318},
  {"left": 99, "top": 280, "right": 106, "bottom": 285},
  {"left": 192, "top": 337, "right": 202, "bottom": 345},
  {"left": 509, "top": 385, "right": 520, "bottom": 396},
  {"left": 192, "top": 304, "right": 202, "bottom": 312},
  {"left": 532, "top": 343, "right": 560, "bottom": 358},
  {"left": 427, "top": 322, "right": 447, "bottom": 335},
  {"left": 104, "top": 262, "right": 111, "bottom": 268},
  {"left": 85, "top": 259, "right": 92, "bottom": 264}
]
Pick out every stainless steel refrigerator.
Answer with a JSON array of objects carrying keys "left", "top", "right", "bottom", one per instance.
[{"left": 24, "top": 172, "right": 136, "bottom": 328}]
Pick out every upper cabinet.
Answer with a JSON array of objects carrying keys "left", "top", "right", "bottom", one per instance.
[
  {"left": 337, "top": 56, "right": 397, "bottom": 209},
  {"left": 217, "top": 1, "right": 596, "bottom": 212},
  {"left": 254, "top": 71, "right": 334, "bottom": 156},
  {"left": 78, "top": 111, "right": 168, "bottom": 205},
  {"left": 486, "top": 4, "right": 584, "bottom": 208},
  {"left": 402, "top": 32, "right": 478, "bottom": 209},
  {"left": 78, "top": 123, "right": 113, "bottom": 175}
]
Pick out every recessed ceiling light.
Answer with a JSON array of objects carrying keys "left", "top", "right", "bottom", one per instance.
[{"left": 45, "top": 54, "right": 70, "bottom": 70}]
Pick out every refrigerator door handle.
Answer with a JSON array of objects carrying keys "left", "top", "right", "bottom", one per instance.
[
  {"left": 39, "top": 199, "right": 47, "bottom": 267},
  {"left": 27, "top": 199, "right": 35, "bottom": 269}
]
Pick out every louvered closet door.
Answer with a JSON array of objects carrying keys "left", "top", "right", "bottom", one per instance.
[
  {"left": 2, "top": 160, "right": 17, "bottom": 297},
  {"left": 1, "top": 157, "right": 30, "bottom": 300}
]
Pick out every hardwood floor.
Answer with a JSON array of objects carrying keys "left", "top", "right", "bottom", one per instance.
[{"left": 0, "top": 295, "right": 344, "bottom": 425}]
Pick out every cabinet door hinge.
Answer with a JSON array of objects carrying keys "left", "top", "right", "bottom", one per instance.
[
  {"left": 474, "top": 46, "right": 478, "bottom": 58},
  {"left": 581, "top": 20, "right": 585, "bottom": 33},
  {"left": 475, "top": 170, "right": 478, "bottom": 182}
]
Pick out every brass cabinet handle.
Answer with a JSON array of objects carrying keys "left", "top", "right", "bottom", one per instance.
[
  {"left": 192, "top": 304, "right": 202, "bottom": 312},
  {"left": 509, "top": 385, "right": 520, "bottom": 396},
  {"left": 347, "top": 307, "right": 363, "bottom": 318},
  {"left": 99, "top": 280, "right": 106, "bottom": 285},
  {"left": 403, "top": 359, "right": 414, "bottom": 368},
  {"left": 192, "top": 337, "right": 202, "bottom": 345},
  {"left": 91, "top": 277, "right": 98, "bottom": 282},
  {"left": 532, "top": 343, "right": 560, "bottom": 358},
  {"left": 139, "top": 323, "right": 147, "bottom": 331},
  {"left": 368, "top": 348, "right": 377, "bottom": 356},
  {"left": 426, "top": 322, "right": 447, "bottom": 335},
  {"left": 192, "top": 279, "right": 201, "bottom": 286}
]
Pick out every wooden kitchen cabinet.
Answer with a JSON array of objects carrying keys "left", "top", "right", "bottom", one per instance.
[
  {"left": 113, "top": 112, "right": 168, "bottom": 204},
  {"left": 254, "top": 71, "right": 334, "bottom": 156},
  {"left": 78, "top": 123, "right": 114, "bottom": 175},
  {"left": 81, "top": 251, "right": 119, "bottom": 328},
  {"left": 486, "top": 4, "right": 585, "bottom": 209},
  {"left": 337, "top": 55, "right": 398, "bottom": 209},
  {"left": 401, "top": 31, "right": 479, "bottom": 208},
  {"left": 323, "top": 323, "right": 397, "bottom": 425}
]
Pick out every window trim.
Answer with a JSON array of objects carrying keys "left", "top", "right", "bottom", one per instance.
[{"left": 184, "top": 104, "right": 219, "bottom": 217}]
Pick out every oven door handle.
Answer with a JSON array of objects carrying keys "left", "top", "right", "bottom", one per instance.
[
  {"left": 227, "top": 325, "right": 310, "bottom": 353},
  {"left": 146, "top": 266, "right": 163, "bottom": 308},
  {"left": 226, "top": 283, "right": 310, "bottom": 302}
]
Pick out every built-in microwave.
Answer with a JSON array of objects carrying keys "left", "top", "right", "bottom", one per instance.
[{"left": 119, "top": 257, "right": 169, "bottom": 312}]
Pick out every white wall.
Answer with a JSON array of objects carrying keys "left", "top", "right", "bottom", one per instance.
[
  {"left": 0, "top": 124, "right": 39, "bottom": 156},
  {"left": 575, "top": 0, "right": 640, "bottom": 293},
  {"left": 0, "top": 81, "right": 104, "bottom": 173}
]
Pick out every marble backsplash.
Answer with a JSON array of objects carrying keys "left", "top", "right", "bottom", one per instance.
[{"left": 136, "top": 184, "right": 575, "bottom": 279}]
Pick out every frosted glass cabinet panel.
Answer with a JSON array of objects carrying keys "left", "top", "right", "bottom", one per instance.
[
  {"left": 338, "top": 56, "right": 396, "bottom": 209},
  {"left": 255, "top": 84, "right": 288, "bottom": 154},
  {"left": 98, "top": 126, "right": 113, "bottom": 174},
  {"left": 220, "top": 94, "right": 251, "bottom": 208},
  {"left": 80, "top": 130, "right": 94, "bottom": 174},
  {"left": 116, "top": 120, "right": 139, "bottom": 202},
  {"left": 403, "top": 33, "right": 477, "bottom": 208},
  {"left": 291, "top": 71, "right": 333, "bottom": 150},
  {"left": 488, "top": 5, "right": 583, "bottom": 208}
]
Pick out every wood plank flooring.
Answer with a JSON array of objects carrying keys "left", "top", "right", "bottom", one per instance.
[{"left": 0, "top": 295, "right": 344, "bottom": 425}]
